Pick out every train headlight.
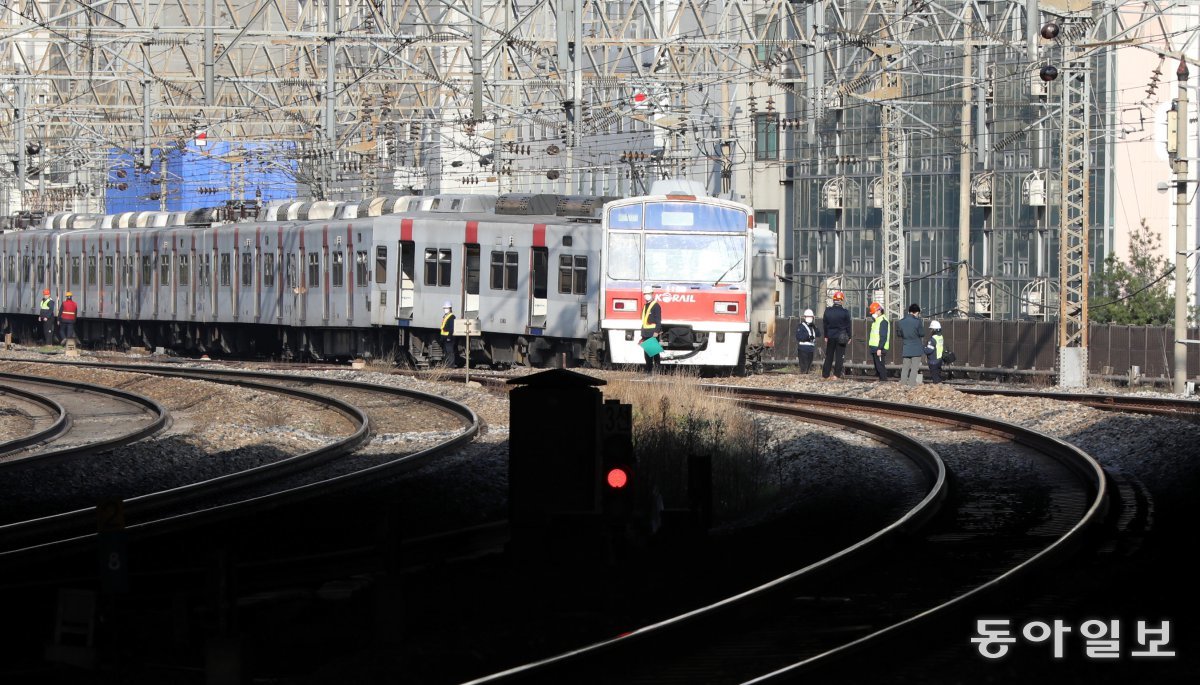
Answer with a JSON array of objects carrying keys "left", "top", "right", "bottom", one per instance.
[
  {"left": 612, "top": 298, "right": 637, "bottom": 311},
  {"left": 714, "top": 301, "right": 739, "bottom": 314}
]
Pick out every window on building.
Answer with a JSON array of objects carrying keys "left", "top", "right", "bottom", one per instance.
[
  {"left": 558, "top": 255, "right": 588, "bottom": 294},
  {"left": 755, "top": 210, "right": 779, "bottom": 233},
  {"left": 754, "top": 114, "right": 779, "bottom": 160},
  {"left": 490, "top": 250, "right": 518, "bottom": 290}
]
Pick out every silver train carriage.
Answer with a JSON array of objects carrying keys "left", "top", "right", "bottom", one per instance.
[{"left": 0, "top": 188, "right": 775, "bottom": 370}]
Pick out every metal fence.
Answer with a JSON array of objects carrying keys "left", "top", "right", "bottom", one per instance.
[{"left": 770, "top": 317, "right": 1200, "bottom": 380}]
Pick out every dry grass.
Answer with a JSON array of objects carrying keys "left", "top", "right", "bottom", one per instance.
[{"left": 604, "top": 372, "right": 773, "bottom": 523}]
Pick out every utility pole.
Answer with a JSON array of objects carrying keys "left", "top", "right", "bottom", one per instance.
[
  {"left": 957, "top": 22, "right": 972, "bottom": 317},
  {"left": 204, "top": 0, "right": 215, "bottom": 106},
  {"left": 1173, "top": 59, "right": 1189, "bottom": 394},
  {"left": 1055, "top": 37, "right": 1091, "bottom": 388},
  {"left": 16, "top": 82, "right": 26, "bottom": 206},
  {"left": 324, "top": 0, "right": 338, "bottom": 199}
]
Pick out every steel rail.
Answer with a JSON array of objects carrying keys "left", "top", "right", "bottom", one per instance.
[
  {"left": 463, "top": 399, "right": 948, "bottom": 684},
  {"left": 467, "top": 384, "right": 1108, "bottom": 684},
  {"left": 0, "top": 380, "right": 70, "bottom": 454},
  {"left": 0, "top": 364, "right": 478, "bottom": 567},
  {"left": 0, "top": 371, "right": 167, "bottom": 470}
]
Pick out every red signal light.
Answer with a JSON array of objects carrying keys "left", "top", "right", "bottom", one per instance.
[
  {"left": 633, "top": 93, "right": 647, "bottom": 104},
  {"left": 606, "top": 467, "right": 628, "bottom": 489}
]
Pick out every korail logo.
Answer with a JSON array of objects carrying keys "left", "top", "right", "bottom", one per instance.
[{"left": 658, "top": 293, "right": 696, "bottom": 303}]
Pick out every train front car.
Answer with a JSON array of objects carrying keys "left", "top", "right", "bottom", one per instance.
[{"left": 600, "top": 191, "right": 756, "bottom": 371}]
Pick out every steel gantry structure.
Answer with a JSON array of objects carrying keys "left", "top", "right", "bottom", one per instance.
[{"left": 0, "top": 0, "right": 810, "bottom": 209}]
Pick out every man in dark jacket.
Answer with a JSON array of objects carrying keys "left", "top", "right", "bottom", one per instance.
[
  {"left": 821, "top": 291, "right": 851, "bottom": 379},
  {"left": 897, "top": 303, "right": 926, "bottom": 386}
]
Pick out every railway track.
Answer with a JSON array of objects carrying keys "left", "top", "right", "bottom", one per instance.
[
  {"left": 465, "top": 386, "right": 1110, "bottom": 684},
  {"left": 0, "top": 361, "right": 479, "bottom": 569},
  {"left": 0, "top": 371, "right": 167, "bottom": 468}
]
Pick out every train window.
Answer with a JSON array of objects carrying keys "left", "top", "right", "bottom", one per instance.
[
  {"left": 104, "top": 256, "right": 115, "bottom": 286},
  {"left": 374, "top": 246, "right": 387, "bottom": 283},
  {"left": 558, "top": 255, "right": 588, "bottom": 295},
  {"left": 490, "top": 250, "right": 518, "bottom": 291},
  {"left": 607, "top": 204, "right": 642, "bottom": 230},
  {"left": 161, "top": 254, "right": 171, "bottom": 286},
  {"left": 36, "top": 256, "right": 44, "bottom": 280},
  {"left": 122, "top": 257, "right": 133, "bottom": 286},
  {"left": 424, "top": 248, "right": 451, "bottom": 287},
  {"left": 87, "top": 256, "right": 96, "bottom": 284},
  {"left": 562, "top": 236, "right": 573, "bottom": 247},
  {"left": 465, "top": 245, "right": 480, "bottom": 295},
  {"left": 307, "top": 252, "right": 320, "bottom": 287},
  {"left": 355, "top": 251, "right": 367, "bottom": 286},
  {"left": 178, "top": 255, "right": 190, "bottom": 286},
  {"left": 286, "top": 254, "right": 297, "bottom": 288},
  {"left": 70, "top": 257, "right": 80, "bottom": 287},
  {"left": 532, "top": 247, "right": 548, "bottom": 299},
  {"left": 7, "top": 256, "right": 15, "bottom": 282},
  {"left": 606, "top": 234, "right": 640, "bottom": 280},
  {"left": 142, "top": 256, "right": 153, "bottom": 284},
  {"left": 263, "top": 254, "right": 275, "bottom": 288},
  {"left": 220, "top": 254, "right": 231, "bottom": 286},
  {"left": 242, "top": 253, "right": 254, "bottom": 287},
  {"left": 200, "top": 254, "right": 211, "bottom": 286},
  {"left": 332, "top": 250, "right": 344, "bottom": 288}
]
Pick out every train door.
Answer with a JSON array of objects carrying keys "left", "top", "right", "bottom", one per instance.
[
  {"left": 321, "top": 231, "right": 330, "bottom": 322},
  {"left": 465, "top": 244, "right": 480, "bottom": 318},
  {"left": 253, "top": 230, "right": 262, "bottom": 321},
  {"left": 298, "top": 231, "right": 308, "bottom": 323},
  {"left": 370, "top": 244, "right": 388, "bottom": 326},
  {"left": 397, "top": 241, "right": 415, "bottom": 321},
  {"left": 188, "top": 235, "right": 197, "bottom": 319},
  {"left": 530, "top": 246, "right": 548, "bottom": 329}
]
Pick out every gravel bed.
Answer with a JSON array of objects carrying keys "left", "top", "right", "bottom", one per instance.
[{"left": 4, "top": 347, "right": 1196, "bottom": 535}]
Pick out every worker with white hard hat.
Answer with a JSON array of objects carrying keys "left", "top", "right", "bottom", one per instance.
[
  {"left": 439, "top": 300, "right": 457, "bottom": 367},
  {"left": 796, "top": 308, "right": 818, "bottom": 374},
  {"left": 924, "top": 320, "right": 946, "bottom": 383}
]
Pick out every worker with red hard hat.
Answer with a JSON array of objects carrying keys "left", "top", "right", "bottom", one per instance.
[{"left": 38, "top": 288, "right": 56, "bottom": 345}]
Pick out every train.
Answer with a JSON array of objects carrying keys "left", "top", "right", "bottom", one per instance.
[{"left": 0, "top": 181, "right": 777, "bottom": 372}]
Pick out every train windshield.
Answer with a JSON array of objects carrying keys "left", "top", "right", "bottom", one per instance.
[
  {"left": 645, "top": 234, "right": 744, "bottom": 283},
  {"left": 606, "top": 233, "right": 745, "bottom": 282}
]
